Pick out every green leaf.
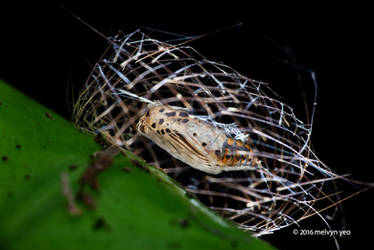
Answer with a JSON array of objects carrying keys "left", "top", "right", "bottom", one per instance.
[{"left": 0, "top": 80, "right": 275, "bottom": 250}]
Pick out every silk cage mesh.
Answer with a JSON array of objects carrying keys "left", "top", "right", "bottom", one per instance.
[{"left": 73, "top": 29, "right": 350, "bottom": 237}]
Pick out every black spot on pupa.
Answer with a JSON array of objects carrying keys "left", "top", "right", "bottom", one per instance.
[
  {"left": 161, "top": 129, "right": 165, "bottom": 135},
  {"left": 193, "top": 133, "right": 197, "bottom": 136},
  {"left": 166, "top": 128, "right": 171, "bottom": 133},
  {"left": 151, "top": 123, "right": 156, "bottom": 128},
  {"left": 179, "top": 112, "right": 188, "bottom": 117},
  {"left": 156, "top": 130, "right": 161, "bottom": 135},
  {"left": 225, "top": 154, "right": 231, "bottom": 160},
  {"left": 202, "top": 142, "right": 207, "bottom": 147},
  {"left": 181, "top": 119, "right": 189, "bottom": 123},
  {"left": 159, "top": 108, "right": 165, "bottom": 112},
  {"left": 2, "top": 156, "right": 8, "bottom": 162},
  {"left": 15, "top": 144, "right": 22, "bottom": 149},
  {"left": 166, "top": 111, "right": 176, "bottom": 117},
  {"left": 145, "top": 111, "right": 150, "bottom": 117},
  {"left": 159, "top": 119, "right": 164, "bottom": 125}
]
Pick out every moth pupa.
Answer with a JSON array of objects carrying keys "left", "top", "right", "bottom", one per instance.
[{"left": 137, "top": 104, "right": 261, "bottom": 174}]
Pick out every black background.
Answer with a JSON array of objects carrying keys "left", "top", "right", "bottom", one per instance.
[{"left": 1, "top": 2, "right": 373, "bottom": 250}]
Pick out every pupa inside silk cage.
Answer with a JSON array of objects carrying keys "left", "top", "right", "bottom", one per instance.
[{"left": 73, "top": 29, "right": 366, "bottom": 241}]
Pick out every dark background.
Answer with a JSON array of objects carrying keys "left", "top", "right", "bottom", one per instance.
[{"left": 1, "top": 2, "right": 373, "bottom": 249}]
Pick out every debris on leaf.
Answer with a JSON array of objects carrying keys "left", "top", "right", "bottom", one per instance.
[
  {"left": 60, "top": 173, "right": 82, "bottom": 216},
  {"left": 44, "top": 112, "right": 55, "bottom": 120}
]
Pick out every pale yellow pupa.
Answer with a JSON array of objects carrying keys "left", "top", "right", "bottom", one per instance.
[{"left": 137, "top": 104, "right": 261, "bottom": 174}]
